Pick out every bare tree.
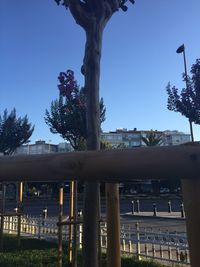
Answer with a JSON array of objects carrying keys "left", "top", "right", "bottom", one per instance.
[{"left": 54, "top": 1, "right": 135, "bottom": 266}]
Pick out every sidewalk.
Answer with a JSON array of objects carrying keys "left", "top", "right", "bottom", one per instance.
[{"left": 123, "top": 211, "right": 185, "bottom": 220}]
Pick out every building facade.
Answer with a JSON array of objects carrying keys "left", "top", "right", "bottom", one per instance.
[
  {"left": 15, "top": 140, "right": 73, "bottom": 155},
  {"left": 162, "top": 130, "right": 191, "bottom": 146},
  {"left": 101, "top": 128, "right": 190, "bottom": 194},
  {"left": 14, "top": 128, "right": 190, "bottom": 155},
  {"left": 101, "top": 128, "right": 190, "bottom": 148}
]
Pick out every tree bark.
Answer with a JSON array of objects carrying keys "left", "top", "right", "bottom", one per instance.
[
  {"left": 58, "top": 184, "right": 63, "bottom": 267},
  {"left": 73, "top": 181, "right": 78, "bottom": 267},
  {"left": 106, "top": 183, "right": 121, "bottom": 267},
  {"left": 83, "top": 23, "right": 103, "bottom": 267},
  {"left": 2, "top": 145, "right": 200, "bottom": 181},
  {"left": 66, "top": 3, "right": 119, "bottom": 267},
  {"left": 69, "top": 181, "right": 74, "bottom": 263},
  {"left": 189, "top": 119, "right": 194, "bottom": 142}
]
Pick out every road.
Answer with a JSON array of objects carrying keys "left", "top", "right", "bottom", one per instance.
[
  {"left": 3, "top": 195, "right": 183, "bottom": 216},
  {"left": 1, "top": 195, "right": 186, "bottom": 233}
]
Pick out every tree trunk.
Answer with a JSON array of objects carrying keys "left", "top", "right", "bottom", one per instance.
[
  {"left": 106, "top": 183, "right": 121, "bottom": 267},
  {"left": 189, "top": 119, "right": 194, "bottom": 142},
  {"left": 83, "top": 24, "right": 103, "bottom": 267},
  {"left": 58, "top": 184, "right": 63, "bottom": 267},
  {"left": 69, "top": 181, "right": 74, "bottom": 263},
  {"left": 73, "top": 180, "right": 78, "bottom": 267}
]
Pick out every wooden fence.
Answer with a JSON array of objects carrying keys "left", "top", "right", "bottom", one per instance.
[{"left": 1, "top": 145, "right": 200, "bottom": 267}]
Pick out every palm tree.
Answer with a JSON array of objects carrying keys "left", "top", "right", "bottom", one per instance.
[{"left": 142, "top": 131, "right": 163, "bottom": 146}]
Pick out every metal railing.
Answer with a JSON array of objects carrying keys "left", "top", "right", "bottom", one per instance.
[{"left": 1, "top": 214, "right": 190, "bottom": 266}]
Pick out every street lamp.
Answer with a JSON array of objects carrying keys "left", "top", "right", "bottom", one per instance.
[{"left": 176, "top": 44, "right": 194, "bottom": 142}]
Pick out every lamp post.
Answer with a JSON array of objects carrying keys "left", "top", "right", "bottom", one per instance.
[
  {"left": 177, "top": 45, "right": 200, "bottom": 267},
  {"left": 176, "top": 44, "right": 194, "bottom": 142}
]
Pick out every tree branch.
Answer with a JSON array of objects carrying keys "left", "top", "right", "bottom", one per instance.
[
  {"left": 67, "top": 0, "right": 90, "bottom": 28},
  {"left": 107, "top": 0, "right": 121, "bottom": 12}
]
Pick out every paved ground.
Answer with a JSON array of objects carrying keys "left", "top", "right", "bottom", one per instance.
[
  {"left": 124, "top": 211, "right": 185, "bottom": 219},
  {"left": 121, "top": 212, "right": 187, "bottom": 233},
  {"left": 3, "top": 196, "right": 183, "bottom": 216}
]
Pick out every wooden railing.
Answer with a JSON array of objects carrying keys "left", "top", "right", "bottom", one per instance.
[{"left": 1, "top": 144, "right": 200, "bottom": 267}]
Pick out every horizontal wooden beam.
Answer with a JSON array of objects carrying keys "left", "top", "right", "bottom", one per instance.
[{"left": 0, "top": 145, "right": 200, "bottom": 182}]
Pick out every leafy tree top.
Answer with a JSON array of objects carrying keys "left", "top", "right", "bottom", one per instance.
[
  {"left": 45, "top": 70, "right": 106, "bottom": 150},
  {"left": 55, "top": 0, "right": 135, "bottom": 15},
  {"left": 166, "top": 58, "right": 200, "bottom": 125},
  {"left": 0, "top": 109, "right": 34, "bottom": 155}
]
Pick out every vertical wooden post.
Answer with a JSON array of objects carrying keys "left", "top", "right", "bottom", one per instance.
[
  {"left": 168, "top": 246, "right": 172, "bottom": 260},
  {"left": 176, "top": 247, "right": 179, "bottom": 261},
  {"left": 105, "top": 234, "right": 107, "bottom": 249},
  {"left": 106, "top": 183, "right": 121, "bottom": 267},
  {"left": 136, "top": 223, "right": 141, "bottom": 261},
  {"left": 17, "top": 181, "right": 23, "bottom": 249},
  {"left": 152, "top": 244, "right": 155, "bottom": 257},
  {"left": 181, "top": 179, "right": 200, "bottom": 267},
  {"left": 160, "top": 245, "right": 163, "bottom": 258},
  {"left": 19, "top": 181, "right": 23, "bottom": 203},
  {"left": 185, "top": 250, "right": 189, "bottom": 263},
  {"left": 128, "top": 240, "right": 132, "bottom": 253},
  {"left": 72, "top": 181, "right": 77, "bottom": 267},
  {"left": 69, "top": 181, "right": 74, "bottom": 263},
  {"left": 145, "top": 243, "right": 148, "bottom": 257},
  {"left": 98, "top": 183, "right": 102, "bottom": 267},
  {"left": 0, "top": 183, "right": 6, "bottom": 251},
  {"left": 58, "top": 184, "right": 63, "bottom": 267}
]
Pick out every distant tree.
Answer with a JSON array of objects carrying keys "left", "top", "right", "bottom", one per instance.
[
  {"left": 100, "top": 140, "right": 127, "bottom": 150},
  {"left": 166, "top": 59, "right": 200, "bottom": 141},
  {"left": 45, "top": 69, "right": 106, "bottom": 264},
  {"left": 45, "top": 69, "right": 106, "bottom": 151},
  {"left": 100, "top": 140, "right": 113, "bottom": 150},
  {"left": 0, "top": 109, "right": 34, "bottom": 155},
  {"left": 142, "top": 131, "right": 163, "bottom": 146}
]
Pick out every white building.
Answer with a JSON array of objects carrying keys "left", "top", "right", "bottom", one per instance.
[
  {"left": 101, "top": 128, "right": 190, "bottom": 148},
  {"left": 15, "top": 140, "right": 73, "bottom": 155},
  {"left": 14, "top": 130, "right": 190, "bottom": 155},
  {"left": 162, "top": 130, "right": 191, "bottom": 146}
]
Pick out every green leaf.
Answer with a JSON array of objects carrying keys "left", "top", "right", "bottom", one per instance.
[{"left": 121, "top": 5, "right": 128, "bottom": 11}]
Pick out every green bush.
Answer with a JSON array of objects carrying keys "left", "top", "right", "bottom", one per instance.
[
  {"left": 122, "top": 257, "right": 165, "bottom": 267},
  {"left": 0, "top": 235, "right": 169, "bottom": 267}
]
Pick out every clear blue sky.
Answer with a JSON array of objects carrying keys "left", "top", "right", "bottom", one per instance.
[{"left": 1, "top": 0, "right": 200, "bottom": 144}]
